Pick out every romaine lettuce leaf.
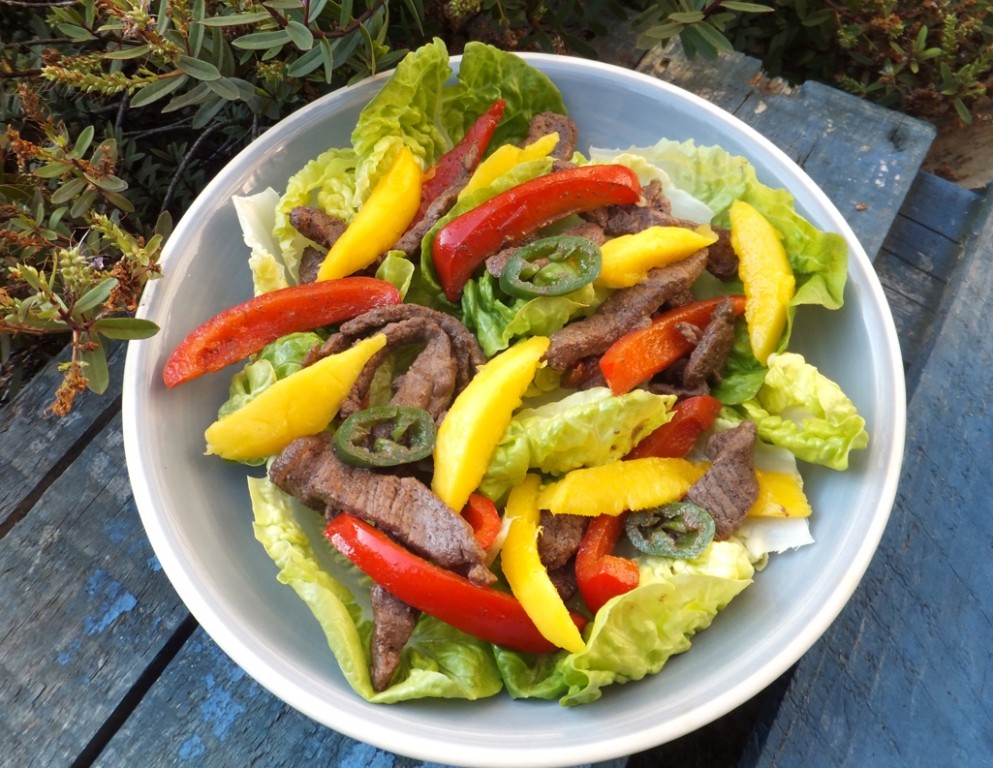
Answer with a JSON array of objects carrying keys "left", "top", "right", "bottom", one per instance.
[
  {"left": 737, "top": 351, "right": 869, "bottom": 470},
  {"left": 232, "top": 188, "right": 288, "bottom": 295},
  {"left": 480, "top": 387, "right": 675, "bottom": 501},
  {"left": 249, "top": 475, "right": 505, "bottom": 703},
  {"left": 495, "top": 540, "right": 754, "bottom": 705}
]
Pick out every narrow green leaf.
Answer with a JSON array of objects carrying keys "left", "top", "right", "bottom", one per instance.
[
  {"left": 308, "top": 0, "right": 329, "bottom": 24},
  {"left": 177, "top": 54, "right": 221, "bottom": 81},
  {"left": 103, "top": 43, "right": 152, "bottom": 60},
  {"left": 287, "top": 44, "right": 324, "bottom": 77},
  {"left": 719, "top": 1, "right": 773, "bottom": 12},
  {"left": 285, "top": 19, "right": 314, "bottom": 50},
  {"left": 70, "top": 187, "right": 98, "bottom": 218},
  {"left": 72, "top": 125, "right": 95, "bottom": 158},
  {"left": 56, "top": 23, "right": 97, "bottom": 41},
  {"left": 35, "top": 162, "right": 74, "bottom": 179},
  {"left": 85, "top": 173, "right": 128, "bottom": 192},
  {"left": 953, "top": 98, "right": 973, "bottom": 125},
  {"left": 319, "top": 37, "right": 334, "bottom": 82},
  {"left": 192, "top": 96, "right": 228, "bottom": 130},
  {"left": 669, "top": 11, "right": 705, "bottom": 23},
  {"left": 51, "top": 176, "right": 87, "bottom": 205},
  {"left": 73, "top": 278, "right": 119, "bottom": 317},
  {"left": 93, "top": 317, "right": 160, "bottom": 340},
  {"left": 80, "top": 336, "right": 110, "bottom": 395},
  {"left": 130, "top": 74, "right": 189, "bottom": 108},
  {"left": 197, "top": 11, "right": 271, "bottom": 26},
  {"left": 339, "top": 0, "right": 354, "bottom": 26},
  {"left": 232, "top": 29, "right": 292, "bottom": 50},
  {"left": 162, "top": 81, "right": 212, "bottom": 112},
  {"left": 102, "top": 190, "right": 135, "bottom": 213},
  {"left": 693, "top": 21, "right": 735, "bottom": 53},
  {"left": 205, "top": 76, "right": 242, "bottom": 100},
  {"left": 190, "top": 0, "right": 206, "bottom": 56}
]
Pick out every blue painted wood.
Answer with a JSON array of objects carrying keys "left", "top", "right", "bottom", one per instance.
[
  {"left": 94, "top": 626, "right": 627, "bottom": 768},
  {"left": 745, "top": 191, "right": 993, "bottom": 766},
  {"left": 0, "top": 411, "right": 189, "bottom": 766}
]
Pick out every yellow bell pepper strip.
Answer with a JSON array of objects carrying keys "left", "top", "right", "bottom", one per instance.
[
  {"left": 502, "top": 474, "right": 586, "bottom": 653},
  {"left": 729, "top": 199, "right": 796, "bottom": 365},
  {"left": 459, "top": 131, "right": 559, "bottom": 199},
  {"left": 597, "top": 225, "right": 719, "bottom": 288},
  {"left": 537, "top": 457, "right": 706, "bottom": 517},
  {"left": 432, "top": 335, "right": 550, "bottom": 512},
  {"left": 325, "top": 513, "right": 586, "bottom": 653},
  {"left": 204, "top": 333, "right": 387, "bottom": 461},
  {"left": 748, "top": 469, "right": 813, "bottom": 518},
  {"left": 316, "top": 146, "right": 422, "bottom": 281}
]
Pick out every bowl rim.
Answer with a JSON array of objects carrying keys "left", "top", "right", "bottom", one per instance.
[{"left": 123, "top": 51, "right": 906, "bottom": 768}]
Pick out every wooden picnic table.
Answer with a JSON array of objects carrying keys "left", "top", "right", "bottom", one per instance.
[{"left": 2, "top": 41, "right": 991, "bottom": 768}]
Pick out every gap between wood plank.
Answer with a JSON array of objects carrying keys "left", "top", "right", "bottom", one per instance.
[
  {"left": 68, "top": 613, "right": 199, "bottom": 768},
  {"left": 0, "top": 394, "right": 123, "bottom": 541}
]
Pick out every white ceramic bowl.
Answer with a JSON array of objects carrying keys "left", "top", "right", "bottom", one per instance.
[{"left": 123, "top": 53, "right": 906, "bottom": 768}]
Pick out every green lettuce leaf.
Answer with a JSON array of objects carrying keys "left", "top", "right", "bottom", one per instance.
[
  {"left": 495, "top": 540, "right": 754, "bottom": 705},
  {"left": 249, "top": 476, "right": 505, "bottom": 703},
  {"left": 479, "top": 387, "right": 675, "bottom": 501},
  {"left": 737, "top": 351, "right": 869, "bottom": 470},
  {"left": 232, "top": 188, "right": 289, "bottom": 295}
]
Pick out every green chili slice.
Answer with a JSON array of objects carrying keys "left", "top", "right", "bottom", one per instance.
[
  {"left": 333, "top": 405, "right": 436, "bottom": 468},
  {"left": 499, "top": 235, "right": 601, "bottom": 299},
  {"left": 625, "top": 501, "right": 715, "bottom": 559}
]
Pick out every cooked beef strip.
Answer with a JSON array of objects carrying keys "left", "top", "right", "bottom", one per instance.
[
  {"left": 527, "top": 112, "right": 579, "bottom": 159},
  {"left": 705, "top": 226, "right": 739, "bottom": 281},
  {"left": 538, "top": 510, "right": 587, "bottom": 572},
  {"left": 271, "top": 434, "right": 495, "bottom": 584},
  {"left": 298, "top": 246, "right": 324, "bottom": 284},
  {"left": 369, "top": 585, "right": 420, "bottom": 692},
  {"left": 545, "top": 250, "right": 709, "bottom": 371},
  {"left": 394, "top": 185, "right": 460, "bottom": 257},
  {"left": 685, "top": 420, "right": 759, "bottom": 540},
  {"left": 559, "top": 356, "right": 607, "bottom": 390},
  {"left": 546, "top": 562, "right": 579, "bottom": 602},
  {"left": 682, "top": 297, "right": 737, "bottom": 389},
  {"left": 290, "top": 205, "right": 347, "bottom": 249}
]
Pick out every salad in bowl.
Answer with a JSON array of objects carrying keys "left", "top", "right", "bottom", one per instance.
[{"left": 158, "top": 39, "right": 869, "bottom": 708}]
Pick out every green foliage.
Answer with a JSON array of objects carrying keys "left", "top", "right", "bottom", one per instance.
[
  {"left": 630, "top": 0, "right": 774, "bottom": 59},
  {"left": 717, "top": 0, "right": 993, "bottom": 124}
]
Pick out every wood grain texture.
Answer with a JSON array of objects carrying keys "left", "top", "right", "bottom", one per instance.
[
  {"left": 636, "top": 43, "right": 936, "bottom": 262},
  {"left": 0, "top": 411, "right": 189, "bottom": 767},
  {"left": 745, "top": 193, "right": 993, "bottom": 767}
]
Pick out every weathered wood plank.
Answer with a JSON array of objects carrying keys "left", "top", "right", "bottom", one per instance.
[
  {"left": 0, "top": 343, "right": 125, "bottom": 532},
  {"left": 637, "top": 44, "right": 935, "bottom": 262},
  {"left": 94, "top": 628, "right": 627, "bottom": 768},
  {"left": 745, "top": 192, "right": 993, "bottom": 766},
  {"left": 0, "top": 412, "right": 190, "bottom": 767}
]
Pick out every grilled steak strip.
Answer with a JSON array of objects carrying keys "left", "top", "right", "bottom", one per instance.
[
  {"left": 686, "top": 420, "right": 759, "bottom": 539},
  {"left": 526, "top": 112, "right": 579, "bottom": 159},
  {"left": 270, "top": 434, "right": 495, "bottom": 585},
  {"left": 369, "top": 585, "right": 419, "bottom": 692},
  {"left": 545, "top": 250, "right": 709, "bottom": 371},
  {"left": 290, "top": 205, "right": 347, "bottom": 249},
  {"left": 682, "top": 297, "right": 738, "bottom": 389}
]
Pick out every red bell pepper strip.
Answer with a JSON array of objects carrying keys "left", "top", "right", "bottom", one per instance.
[
  {"left": 413, "top": 99, "right": 505, "bottom": 227},
  {"left": 162, "top": 277, "right": 401, "bottom": 388},
  {"left": 431, "top": 164, "right": 642, "bottom": 302},
  {"left": 626, "top": 394, "right": 724, "bottom": 460},
  {"left": 599, "top": 294, "right": 747, "bottom": 395},
  {"left": 574, "top": 513, "right": 640, "bottom": 615},
  {"left": 462, "top": 492, "right": 502, "bottom": 551},
  {"left": 325, "top": 513, "right": 586, "bottom": 653}
]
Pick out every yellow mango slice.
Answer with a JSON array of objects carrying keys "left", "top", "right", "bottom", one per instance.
[
  {"left": 317, "top": 146, "right": 422, "bottom": 281},
  {"left": 459, "top": 132, "right": 559, "bottom": 199},
  {"left": 502, "top": 474, "right": 585, "bottom": 653},
  {"left": 747, "top": 469, "right": 813, "bottom": 518},
  {"left": 204, "top": 333, "right": 387, "bottom": 461},
  {"left": 432, "top": 335, "right": 550, "bottom": 512},
  {"left": 537, "top": 457, "right": 706, "bottom": 517},
  {"left": 729, "top": 200, "right": 795, "bottom": 365},
  {"left": 598, "top": 225, "right": 719, "bottom": 288}
]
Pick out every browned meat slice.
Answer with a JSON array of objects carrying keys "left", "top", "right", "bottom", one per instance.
[
  {"left": 682, "top": 297, "right": 738, "bottom": 388},
  {"left": 538, "top": 511, "right": 587, "bottom": 572},
  {"left": 394, "top": 186, "right": 460, "bottom": 257},
  {"left": 686, "top": 420, "right": 759, "bottom": 539},
  {"left": 270, "top": 434, "right": 495, "bottom": 585},
  {"left": 527, "top": 112, "right": 579, "bottom": 159},
  {"left": 298, "top": 246, "right": 324, "bottom": 284},
  {"left": 290, "top": 206, "right": 347, "bottom": 249},
  {"left": 369, "top": 585, "right": 419, "bottom": 691},
  {"left": 545, "top": 250, "right": 709, "bottom": 371},
  {"left": 705, "top": 226, "right": 739, "bottom": 281},
  {"left": 560, "top": 356, "right": 607, "bottom": 390}
]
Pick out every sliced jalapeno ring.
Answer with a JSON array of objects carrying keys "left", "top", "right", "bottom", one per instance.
[
  {"left": 333, "top": 405, "right": 436, "bottom": 468},
  {"left": 499, "top": 235, "right": 602, "bottom": 299},
  {"left": 625, "top": 501, "right": 715, "bottom": 559}
]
